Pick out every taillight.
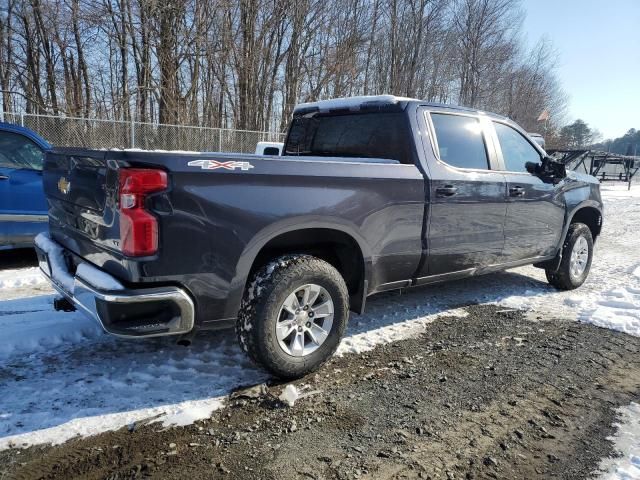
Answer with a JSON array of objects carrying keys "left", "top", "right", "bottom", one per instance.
[{"left": 118, "top": 168, "right": 168, "bottom": 256}]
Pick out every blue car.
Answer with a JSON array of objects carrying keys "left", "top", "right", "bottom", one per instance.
[{"left": 0, "top": 122, "right": 51, "bottom": 250}]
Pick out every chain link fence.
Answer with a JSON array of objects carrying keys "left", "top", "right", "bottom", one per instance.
[{"left": 1, "top": 112, "right": 285, "bottom": 153}]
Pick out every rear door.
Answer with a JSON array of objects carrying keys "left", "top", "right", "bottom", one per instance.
[
  {"left": 416, "top": 109, "right": 507, "bottom": 278},
  {"left": 0, "top": 130, "right": 48, "bottom": 248},
  {"left": 490, "top": 120, "right": 564, "bottom": 261}
]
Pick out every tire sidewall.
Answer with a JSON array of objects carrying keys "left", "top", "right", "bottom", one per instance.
[
  {"left": 564, "top": 225, "right": 593, "bottom": 287},
  {"left": 253, "top": 259, "right": 349, "bottom": 377}
]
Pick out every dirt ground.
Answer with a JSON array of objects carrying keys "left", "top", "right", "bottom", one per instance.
[{"left": 3, "top": 305, "right": 640, "bottom": 480}]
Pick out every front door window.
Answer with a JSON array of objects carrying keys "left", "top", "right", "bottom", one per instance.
[{"left": 0, "top": 131, "right": 44, "bottom": 171}]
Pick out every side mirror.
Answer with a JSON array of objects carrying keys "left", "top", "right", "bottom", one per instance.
[
  {"left": 533, "top": 156, "right": 566, "bottom": 183},
  {"left": 525, "top": 161, "right": 539, "bottom": 174}
]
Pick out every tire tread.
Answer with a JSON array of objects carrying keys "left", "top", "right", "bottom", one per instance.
[
  {"left": 546, "top": 222, "right": 593, "bottom": 290},
  {"left": 236, "top": 254, "right": 349, "bottom": 378}
]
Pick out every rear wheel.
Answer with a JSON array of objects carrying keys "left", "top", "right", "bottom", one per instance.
[
  {"left": 546, "top": 222, "right": 593, "bottom": 290},
  {"left": 237, "top": 254, "right": 349, "bottom": 379}
]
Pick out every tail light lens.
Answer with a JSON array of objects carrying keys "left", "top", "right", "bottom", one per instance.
[{"left": 118, "top": 169, "right": 168, "bottom": 256}]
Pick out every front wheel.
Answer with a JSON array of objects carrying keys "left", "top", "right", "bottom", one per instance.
[
  {"left": 236, "top": 254, "right": 349, "bottom": 379},
  {"left": 546, "top": 222, "right": 594, "bottom": 290}
]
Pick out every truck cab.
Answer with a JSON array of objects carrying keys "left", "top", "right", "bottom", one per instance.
[{"left": 0, "top": 122, "right": 51, "bottom": 250}]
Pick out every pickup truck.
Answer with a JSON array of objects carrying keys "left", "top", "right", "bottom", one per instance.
[
  {"left": 0, "top": 122, "right": 50, "bottom": 249},
  {"left": 35, "top": 95, "right": 603, "bottom": 378}
]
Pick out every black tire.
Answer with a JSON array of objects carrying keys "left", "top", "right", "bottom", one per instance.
[
  {"left": 545, "top": 222, "right": 593, "bottom": 290},
  {"left": 236, "top": 254, "right": 349, "bottom": 379}
]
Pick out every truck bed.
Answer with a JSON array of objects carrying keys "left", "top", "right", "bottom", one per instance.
[{"left": 43, "top": 148, "right": 425, "bottom": 329}]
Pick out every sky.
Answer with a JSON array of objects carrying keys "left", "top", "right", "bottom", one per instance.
[{"left": 521, "top": 0, "right": 640, "bottom": 139}]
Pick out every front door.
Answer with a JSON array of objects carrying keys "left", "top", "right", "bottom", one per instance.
[
  {"left": 0, "top": 130, "right": 48, "bottom": 248},
  {"left": 491, "top": 121, "right": 564, "bottom": 261},
  {"left": 418, "top": 110, "right": 507, "bottom": 277}
]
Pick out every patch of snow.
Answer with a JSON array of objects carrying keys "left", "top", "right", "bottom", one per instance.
[
  {"left": 1, "top": 396, "right": 227, "bottom": 448},
  {"left": 0, "top": 267, "right": 45, "bottom": 290},
  {"left": 294, "top": 94, "right": 418, "bottom": 114},
  {"left": 0, "top": 324, "right": 265, "bottom": 449},
  {"left": 76, "top": 262, "right": 124, "bottom": 291},
  {"left": 34, "top": 232, "right": 74, "bottom": 293},
  {"left": 154, "top": 398, "right": 226, "bottom": 428},
  {"left": 337, "top": 307, "right": 469, "bottom": 355},
  {"left": 107, "top": 148, "right": 202, "bottom": 154},
  {"left": 597, "top": 402, "right": 640, "bottom": 480},
  {"left": 0, "top": 295, "right": 102, "bottom": 360},
  {"left": 279, "top": 384, "right": 300, "bottom": 407},
  {"left": 599, "top": 183, "right": 640, "bottom": 199}
]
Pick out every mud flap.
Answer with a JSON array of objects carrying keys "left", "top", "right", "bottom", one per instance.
[{"left": 534, "top": 253, "right": 562, "bottom": 272}]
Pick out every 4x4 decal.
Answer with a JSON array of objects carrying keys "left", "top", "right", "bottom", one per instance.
[{"left": 187, "top": 159, "right": 254, "bottom": 171}]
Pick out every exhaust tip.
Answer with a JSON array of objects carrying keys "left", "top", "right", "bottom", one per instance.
[{"left": 176, "top": 338, "right": 192, "bottom": 347}]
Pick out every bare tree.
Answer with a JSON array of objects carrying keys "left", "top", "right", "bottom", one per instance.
[{"left": 0, "top": 0, "right": 567, "bottom": 135}]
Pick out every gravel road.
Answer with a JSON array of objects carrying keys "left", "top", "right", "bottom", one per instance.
[{"left": 3, "top": 304, "right": 640, "bottom": 480}]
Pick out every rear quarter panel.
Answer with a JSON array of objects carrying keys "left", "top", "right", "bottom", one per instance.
[{"left": 155, "top": 156, "right": 425, "bottom": 326}]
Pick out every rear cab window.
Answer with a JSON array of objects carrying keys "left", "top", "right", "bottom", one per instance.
[
  {"left": 429, "top": 113, "right": 489, "bottom": 170},
  {"left": 284, "top": 111, "right": 414, "bottom": 164}
]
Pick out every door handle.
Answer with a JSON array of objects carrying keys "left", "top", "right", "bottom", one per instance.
[
  {"left": 436, "top": 185, "right": 458, "bottom": 197},
  {"left": 509, "top": 186, "right": 525, "bottom": 197},
  {"left": 0, "top": 175, "right": 8, "bottom": 180}
]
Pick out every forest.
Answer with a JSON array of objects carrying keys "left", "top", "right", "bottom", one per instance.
[
  {"left": 592, "top": 129, "right": 640, "bottom": 156},
  {"left": 0, "top": 0, "right": 568, "bottom": 134}
]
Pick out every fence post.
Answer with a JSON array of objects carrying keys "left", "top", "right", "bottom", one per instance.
[
  {"left": 219, "top": 128, "right": 223, "bottom": 152},
  {"left": 20, "top": 112, "right": 24, "bottom": 127},
  {"left": 130, "top": 119, "right": 136, "bottom": 148}
]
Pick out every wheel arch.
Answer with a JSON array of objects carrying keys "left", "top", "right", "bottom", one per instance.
[
  {"left": 538, "top": 201, "right": 602, "bottom": 273},
  {"left": 224, "top": 220, "right": 373, "bottom": 319},
  {"left": 566, "top": 202, "right": 603, "bottom": 241}
]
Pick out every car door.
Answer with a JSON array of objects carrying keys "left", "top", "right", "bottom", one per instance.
[
  {"left": 415, "top": 109, "right": 507, "bottom": 279},
  {"left": 0, "top": 130, "right": 48, "bottom": 248},
  {"left": 490, "top": 120, "right": 565, "bottom": 261}
]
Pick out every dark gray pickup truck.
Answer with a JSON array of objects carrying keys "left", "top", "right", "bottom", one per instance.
[{"left": 36, "top": 95, "right": 603, "bottom": 378}]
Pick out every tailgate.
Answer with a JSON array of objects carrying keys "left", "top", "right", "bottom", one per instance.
[
  {"left": 44, "top": 149, "right": 110, "bottom": 212},
  {"left": 43, "top": 148, "right": 122, "bottom": 254}
]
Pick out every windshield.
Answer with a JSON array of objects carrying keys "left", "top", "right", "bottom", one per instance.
[{"left": 284, "top": 111, "right": 413, "bottom": 164}]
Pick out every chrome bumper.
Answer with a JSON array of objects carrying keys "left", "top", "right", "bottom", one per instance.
[{"left": 35, "top": 233, "right": 195, "bottom": 338}]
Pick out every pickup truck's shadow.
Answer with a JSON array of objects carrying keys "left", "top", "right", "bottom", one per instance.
[
  {"left": 0, "top": 248, "right": 38, "bottom": 270},
  {"left": 0, "top": 267, "right": 553, "bottom": 447}
]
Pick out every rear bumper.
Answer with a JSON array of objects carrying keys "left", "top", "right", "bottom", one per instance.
[{"left": 34, "top": 233, "right": 195, "bottom": 338}]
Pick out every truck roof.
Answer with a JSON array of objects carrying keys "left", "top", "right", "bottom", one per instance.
[
  {"left": 293, "top": 95, "right": 508, "bottom": 121},
  {"left": 0, "top": 121, "right": 51, "bottom": 149}
]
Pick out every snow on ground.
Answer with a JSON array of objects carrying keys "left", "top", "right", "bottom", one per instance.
[
  {"left": 0, "top": 266, "right": 46, "bottom": 290},
  {"left": 0, "top": 295, "right": 101, "bottom": 359},
  {"left": 496, "top": 184, "right": 640, "bottom": 337},
  {"left": 0, "top": 184, "right": 639, "bottom": 451},
  {"left": 597, "top": 402, "right": 640, "bottom": 480},
  {"left": 0, "top": 264, "right": 52, "bottom": 301}
]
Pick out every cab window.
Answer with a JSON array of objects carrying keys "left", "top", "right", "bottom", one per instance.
[
  {"left": 284, "top": 111, "right": 414, "bottom": 164},
  {"left": 493, "top": 122, "right": 541, "bottom": 173},
  {"left": 0, "top": 131, "right": 44, "bottom": 171},
  {"left": 430, "top": 113, "right": 489, "bottom": 170}
]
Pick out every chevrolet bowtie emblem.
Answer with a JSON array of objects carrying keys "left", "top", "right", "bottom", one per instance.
[{"left": 58, "top": 177, "right": 70, "bottom": 194}]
